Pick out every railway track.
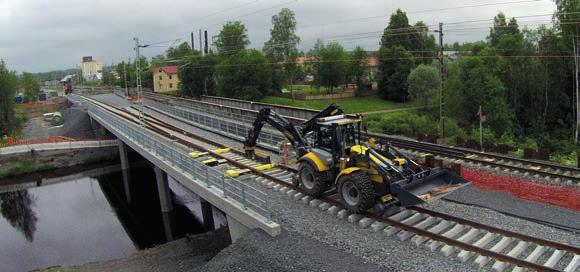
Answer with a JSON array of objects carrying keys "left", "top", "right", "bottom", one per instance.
[
  {"left": 81, "top": 94, "right": 579, "bottom": 271},
  {"left": 142, "top": 92, "right": 580, "bottom": 187}
]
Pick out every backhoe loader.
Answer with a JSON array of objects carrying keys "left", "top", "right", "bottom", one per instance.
[{"left": 244, "top": 104, "right": 468, "bottom": 213}]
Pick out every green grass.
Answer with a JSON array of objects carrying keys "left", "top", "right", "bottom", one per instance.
[
  {"left": 261, "top": 95, "right": 418, "bottom": 114},
  {"left": 283, "top": 85, "right": 348, "bottom": 95},
  {"left": 0, "top": 161, "right": 54, "bottom": 178}
]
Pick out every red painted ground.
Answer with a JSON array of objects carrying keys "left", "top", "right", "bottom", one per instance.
[{"left": 461, "top": 167, "right": 580, "bottom": 211}]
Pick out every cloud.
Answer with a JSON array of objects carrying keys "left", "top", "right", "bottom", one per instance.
[{"left": 0, "top": 0, "right": 556, "bottom": 73}]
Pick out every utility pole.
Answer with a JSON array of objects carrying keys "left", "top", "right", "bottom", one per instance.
[
  {"left": 133, "top": 37, "right": 147, "bottom": 127},
  {"left": 435, "top": 22, "right": 446, "bottom": 141},
  {"left": 123, "top": 61, "right": 128, "bottom": 98},
  {"left": 199, "top": 29, "right": 203, "bottom": 56},
  {"left": 191, "top": 32, "right": 195, "bottom": 51},
  {"left": 204, "top": 30, "right": 209, "bottom": 55},
  {"left": 478, "top": 105, "right": 484, "bottom": 151},
  {"left": 572, "top": 33, "right": 580, "bottom": 144}
]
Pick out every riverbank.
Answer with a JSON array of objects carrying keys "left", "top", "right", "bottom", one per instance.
[
  {"left": 36, "top": 227, "right": 389, "bottom": 272},
  {"left": 36, "top": 228, "right": 232, "bottom": 272}
]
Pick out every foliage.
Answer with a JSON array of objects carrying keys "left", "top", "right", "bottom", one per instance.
[
  {"left": 446, "top": 55, "right": 513, "bottom": 136},
  {"left": 166, "top": 42, "right": 192, "bottom": 60},
  {"left": 0, "top": 160, "right": 53, "bottom": 179},
  {"left": 375, "top": 112, "right": 438, "bottom": 136},
  {"left": 311, "top": 42, "right": 348, "bottom": 93},
  {"left": 20, "top": 72, "right": 40, "bottom": 103},
  {"left": 264, "top": 8, "right": 301, "bottom": 91},
  {"left": 407, "top": 64, "right": 439, "bottom": 109},
  {"left": 261, "top": 95, "right": 417, "bottom": 114},
  {"left": 377, "top": 45, "right": 414, "bottom": 101},
  {"left": 377, "top": 9, "right": 436, "bottom": 103},
  {"left": 0, "top": 60, "right": 20, "bottom": 136},
  {"left": 349, "top": 46, "right": 368, "bottom": 96},
  {"left": 179, "top": 53, "right": 219, "bottom": 98},
  {"left": 101, "top": 69, "right": 115, "bottom": 85},
  {"left": 215, "top": 50, "right": 271, "bottom": 100},
  {"left": 214, "top": 21, "right": 250, "bottom": 55},
  {"left": 114, "top": 57, "right": 152, "bottom": 89}
]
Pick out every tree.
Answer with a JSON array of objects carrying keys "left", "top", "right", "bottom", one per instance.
[
  {"left": 412, "top": 21, "right": 437, "bottom": 64},
  {"left": 407, "top": 64, "right": 439, "bottom": 109},
  {"left": 0, "top": 60, "right": 19, "bottom": 136},
  {"left": 264, "top": 8, "right": 301, "bottom": 92},
  {"left": 377, "top": 45, "right": 414, "bottom": 101},
  {"left": 179, "top": 53, "right": 219, "bottom": 98},
  {"left": 20, "top": 72, "right": 40, "bottom": 102},
  {"left": 316, "top": 42, "right": 348, "bottom": 93},
  {"left": 151, "top": 54, "right": 167, "bottom": 67},
  {"left": 101, "top": 69, "right": 115, "bottom": 86},
  {"left": 215, "top": 50, "right": 271, "bottom": 100},
  {"left": 378, "top": 9, "right": 431, "bottom": 101},
  {"left": 349, "top": 46, "right": 368, "bottom": 96},
  {"left": 380, "top": 9, "right": 413, "bottom": 49},
  {"left": 446, "top": 57, "right": 513, "bottom": 135},
  {"left": 166, "top": 42, "right": 193, "bottom": 61},
  {"left": 214, "top": 21, "right": 250, "bottom": 55}
]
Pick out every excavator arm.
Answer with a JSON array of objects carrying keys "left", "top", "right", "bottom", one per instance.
[
  {"left": 243, "top": 103, "right": 345, "bottom": 158},
  {"left": 301, "top": 103, "right": 344, "bottom": 135},
  {"left": 244, "top": 108, "right": 310, "bottom": 157}
]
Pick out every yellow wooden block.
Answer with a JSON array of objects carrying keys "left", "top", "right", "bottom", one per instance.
[
  {"left": 202, "top": 158, "right": 217, "bottom": 165},
  {"left": 255, "top": 163, "right": 275, "bottom": 171},
  {"left": 213, "top": 148, "right": 230, "bottom": 154},
  {"left": 189, "top": 151, "right": 208, "bottom": 158},
  {"left": 226, "top": 170, "right": 239, "bottom": 177}
]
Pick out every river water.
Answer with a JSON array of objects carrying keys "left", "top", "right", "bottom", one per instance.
[{"left": 0, "top": 162, "right": 215, "bottom": 272}]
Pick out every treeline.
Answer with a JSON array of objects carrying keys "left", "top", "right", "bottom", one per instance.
[
  {"left": 176, "top": 9, "right": 374, "bottom": 100},
  {"left": 0, "top": 61, "right": 27, "bottom": 136},
  {"left": 367, "top": 1, "right": 579, "bottom": 155}
]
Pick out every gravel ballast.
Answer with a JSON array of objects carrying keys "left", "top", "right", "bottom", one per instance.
[
  {"left": 203, "top": 229, "right": 386, "bottom": 272},
  {"left": 441, "top": 186, "right": 580, "bottom": 235}
]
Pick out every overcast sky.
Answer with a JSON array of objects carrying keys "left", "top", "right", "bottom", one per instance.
[{"left": 0, "top": 0, "right": 556, "bottom": 73}]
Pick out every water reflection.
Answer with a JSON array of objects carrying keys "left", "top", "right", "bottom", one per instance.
[
  {"left": 0, "top": 190, "right": 38, "bottom": 242},
  {"left": 0, "top": 162, "right": 207, "bottom": 272}
]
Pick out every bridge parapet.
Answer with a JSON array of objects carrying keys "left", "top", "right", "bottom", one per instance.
[{"left": 144, "top": 99, "right": 286, "bottom": 149}]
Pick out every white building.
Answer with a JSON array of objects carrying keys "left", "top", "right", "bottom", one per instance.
[{"left": 81, "top": 56, "right": 103, "bottom": 80}]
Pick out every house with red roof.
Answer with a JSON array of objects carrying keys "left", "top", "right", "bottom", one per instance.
[{"left": 152, "top": 65, "right": 180, "bottom": 92}]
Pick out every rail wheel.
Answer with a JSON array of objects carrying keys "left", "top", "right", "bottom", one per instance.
[
  {"left": 298, "top": 161, "right": 328, "bottom": 197},
  {"left": 338, "top": 171, "right": 375, "bottom": 213}
]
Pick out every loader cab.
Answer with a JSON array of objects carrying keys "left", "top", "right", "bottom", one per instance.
[{"left": 313, "top": 115, "right": 363, "bottom": 162}]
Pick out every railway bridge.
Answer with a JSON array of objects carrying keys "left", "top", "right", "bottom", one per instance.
[{"left": 68, "top": 93, "right": 579, "bottom": 272}]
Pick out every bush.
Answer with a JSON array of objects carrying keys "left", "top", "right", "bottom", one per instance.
[
  {"left": 376, "top": 112, "right": 437, "bottom": 137},
  {"left": 443, "top": 118, "right": 465, "bottom": 138}
]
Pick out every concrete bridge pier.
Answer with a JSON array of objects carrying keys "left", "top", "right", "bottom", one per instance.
[
  {"left": 201, "top": 199, "right": 215, "bottom": 231},
  {"left": 227, "top": 214, "right": 251, "bottom": 243},
  {"left": 154, "top": 166, "right": 173, "bottom": 213},
  {"left": 161, "top": 211, "right": 175, "bottom": 242},
  {"left": 121, "top": 169, "right": 132, "bottom": 203},
  {"left": 118, "top": 141, "right": 130, "bottom": 171}
]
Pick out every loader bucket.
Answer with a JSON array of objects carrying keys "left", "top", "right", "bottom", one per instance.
[{"left": 390, "top": 168, "right": 469, "bottom": 207}]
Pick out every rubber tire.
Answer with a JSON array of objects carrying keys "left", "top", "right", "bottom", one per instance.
[
  {"left": 297, "top": 161, "right": 328, "bottom": 197},
  {"left": 338, "top": 171, "right": 375, "bottom": 213}
]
